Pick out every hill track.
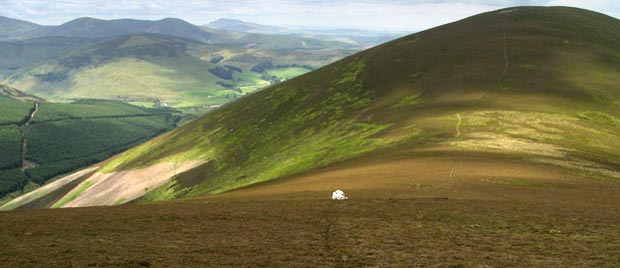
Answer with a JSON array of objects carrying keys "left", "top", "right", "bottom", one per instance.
[
  {"left": 502, "top": 25, "right": 509, "bottom": 78},
  {"left": 20, "top": 102, "right": 39, "bottom": 169}
]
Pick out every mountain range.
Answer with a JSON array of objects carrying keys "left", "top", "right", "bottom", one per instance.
[{"left": 0, "top": 16, "right": 376, "bottom": 108}]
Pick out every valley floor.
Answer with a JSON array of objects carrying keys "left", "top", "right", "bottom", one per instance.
[{"left": 1, "top": 150, "right": 620, "bottom": 267}]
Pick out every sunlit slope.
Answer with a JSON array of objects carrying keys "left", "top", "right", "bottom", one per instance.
[{"left": 8, "top": 6, "right": 620, "bottom": 208}]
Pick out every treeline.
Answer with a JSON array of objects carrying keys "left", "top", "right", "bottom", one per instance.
[
  {"left": 251, "top": 61, "right": 314, "bottom": 73},
  {"left": 209, "top": 65, "right": 243, "bottom": 80},
  {"left": 0, "top": 126, "right": 22, "bottom": 170},
  {"left": 0, "top": 169, "right": 28, "bottom": 197},
  {"left": 0, "top": 100, "right": 180, "bottom": 199}
]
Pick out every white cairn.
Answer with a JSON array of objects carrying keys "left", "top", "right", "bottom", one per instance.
[{"left": 332, "top": 189, "right": 348, "bottom": 200}]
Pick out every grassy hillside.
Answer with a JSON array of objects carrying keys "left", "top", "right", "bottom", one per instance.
[
  {"left": 6, "top": 33, "right": 354, "bottom": 108},
  {"left": 7, "top": 6, "right": 620, "bottom": 208},
  {"left": 4, "top": 145, "right": 620, "bottom": 266}
]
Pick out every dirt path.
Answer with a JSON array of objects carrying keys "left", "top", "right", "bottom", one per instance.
[
  {"left": 20, "top": 102, "right": 39, "bottom": 169},
  {"left": 451, "top": 114, "right": 462, "bottom": 178},
  {"left": 23, "top": 102, "right": 38, "bottom": 127},
  {"left": 502, "top": 25, "right": 509, "bottom": 78},
  {"left": 455, "top": 114, "right": 462, "bottom": 138},
  {"left": 449, "top": 158, "right": 459, "bottom": 178}
]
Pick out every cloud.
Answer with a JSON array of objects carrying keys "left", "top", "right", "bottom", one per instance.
[{"left": 0, "top": 0, "right": 618, "bottom": 31}]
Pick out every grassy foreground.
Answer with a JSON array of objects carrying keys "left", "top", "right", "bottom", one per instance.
[{"left": 1, "top": 151, "right": 619, "bottom": 267}]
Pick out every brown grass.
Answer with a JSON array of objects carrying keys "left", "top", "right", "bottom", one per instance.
[{"left": 2, "top": 150, "right": 620, "bottom": 267}]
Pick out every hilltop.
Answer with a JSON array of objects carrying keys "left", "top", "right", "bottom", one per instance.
[
  {"left": 0, "top": 16, "right": 45, "bottom": 39},
  {"left": 41, "top": 17, "right": 216, "bottom": 41}
]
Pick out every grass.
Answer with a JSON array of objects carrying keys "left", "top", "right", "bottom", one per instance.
[
  {"left": 0, "top": 95, "right": 33, "bottom": 124},
  {"left": 393, "top": 93, "right": 423, "bottom": 108},
  {"left": 51, "top": 181, "right": 93, "bottom": 208},
  {"left": 577, "top": 111, "right": 620, "bottom": 127},
  {"left": 264, "top": 67, "right": 310, "bottom": 80},
  {"left": 3, "top": 156, "right": 620, "bottom": 267}
]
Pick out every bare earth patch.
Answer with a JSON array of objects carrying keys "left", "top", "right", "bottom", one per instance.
[{"left": 59, "top": 161, "right": 205, "bottom": 208}]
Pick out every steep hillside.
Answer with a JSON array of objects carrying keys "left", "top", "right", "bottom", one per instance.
[{"left": 7, "top": 6, "right": 620, "bottom": 209}]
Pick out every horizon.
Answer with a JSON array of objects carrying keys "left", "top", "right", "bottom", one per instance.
[{"left": 1, "top": 0, "right": 619, "bottom": 32}]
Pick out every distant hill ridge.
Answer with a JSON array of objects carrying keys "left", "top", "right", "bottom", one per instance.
[{"left": 0, "top": 84, "right": 45, "bottom": 102}]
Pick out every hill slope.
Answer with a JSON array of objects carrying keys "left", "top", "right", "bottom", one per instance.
[
  {"left": 0, "top": 84, "right": 45, "bottom": 102},
  {"left": 0, "top": 16, "right": 43, "bottom": 39},
  {"left": 6, "top": 6, "right": 620, "bottom": 209},
  {"left": 4, "top": 33, "right": 351, "bottom": 107},
  {"left": 0, "top": 37, "right": 95, "bottom": 74}
]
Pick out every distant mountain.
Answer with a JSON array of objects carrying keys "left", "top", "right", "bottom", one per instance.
[
  {"left": 41, "top": 17, "right": 216, "bottom": 42},
  {"left": 46, "top": 17, "right": 360, "bottom": 49},
  {"left": 0, "top": 36, "right": 95, "bottom": 73},
  {"left": 206, "top": 18, "right": 404, "bottom": 47},
  {"left": 0, "top": 16, "right": 44, "bottom": 39},
  {"left": 0, "top": 16, "right": 360, "bottom": 50},
  {"left": 206, "top": 18, "right": 288, "bottom": 34}
]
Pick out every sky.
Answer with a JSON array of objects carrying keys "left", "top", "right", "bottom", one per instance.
[{"left": 1, "top": 0, "right": 619, "bottom": 32}]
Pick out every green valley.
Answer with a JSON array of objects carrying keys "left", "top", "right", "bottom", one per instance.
[
  {"left": 2, "top": 33, "right": 356, "bottom": 109},
  {"left": 0, "top": 87, "right": 178, "bottom": 203}
]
